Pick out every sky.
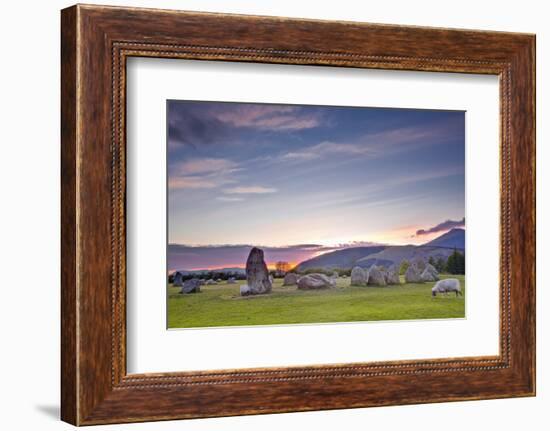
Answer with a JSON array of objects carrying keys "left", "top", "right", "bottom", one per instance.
[{"left": 167, "top": 100, "right": 465, "bottom": 270}]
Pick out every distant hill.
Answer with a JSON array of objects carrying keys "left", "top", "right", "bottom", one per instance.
[
  {"left": 294, "top": 246, "right": 385, "bottom": 272},
  {"left": 356, "top": 245, "right": 457, "bottom": 268},
  {"left": 172, "top": 267, "right": 246, "bottom": 276},
  {"left": 423, "top": 228, "right": 465, "bottom": 249},
  {"left": 293, "top": 229, "right": 465, "bottom": 271}
]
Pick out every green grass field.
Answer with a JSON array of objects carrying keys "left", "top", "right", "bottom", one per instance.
[{"left": 167, "top": 275, "right": 465, "bottom": 329}]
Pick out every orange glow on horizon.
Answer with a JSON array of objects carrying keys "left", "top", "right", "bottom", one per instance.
[
  {"left": 169, "top": 261, "right": 300, "bottom": 274},
  {"left": 167, "top": 227, "right": 460, "bottom": 274}
]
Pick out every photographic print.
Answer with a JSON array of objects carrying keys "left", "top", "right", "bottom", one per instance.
[{"left": 167, "top": 100, "right": 466, "bottom": 329}]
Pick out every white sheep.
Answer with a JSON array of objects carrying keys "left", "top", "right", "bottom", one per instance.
[{"left": 432, "top": 278, "right": 462, "bottom": 297}]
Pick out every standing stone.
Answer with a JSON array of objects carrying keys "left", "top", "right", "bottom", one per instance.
[
  {"left": 405, "top": 266, "right": 423, "bottom": 283},
  {"left": 367, "top": 266, "right": 387, "bottom": 286},
  {"left": 283, "top": 272, "right": 299, "bottom": 286},
  {"left": 180, "top": 278, "right": 201, "bottom": 294},
  {"left": 412, "top": 257, "right": 427, "bottom": 273},
  {"left": 421, "top": 264, "right": 440, "bottom": 282},
  {"left": 243, "top": 247, "right": 272, "bottom": 295},
  {"left": 426, "top": 263, "right": 440, "bottom": 279},
  {"left": 227, "top": 277, "right": 236, "bottom": 284},
  {"left": 173, "top": 271, "right": 184, "bottom": 287},
  {"left": 331, "top": 271, "right": 339, "bottom": 279},
  {"left": 297, "top": 273, "right": 336, "bottom": 290},
  {"left": 385, "top": 265, "right": 401, "bottom": 285},
  {"left": 269, "top": 275, "right": 274, "bottom": 285},
  {"left": 350, "top": 266, "right": 368, "bottom": 286}
]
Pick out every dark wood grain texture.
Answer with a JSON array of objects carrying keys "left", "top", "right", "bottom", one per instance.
[
  {"left": 60, "top": 6, "right": 78, "bottom": 425},
  {"left": 60, "top": 4, "right": 535, "bottom": 425}
]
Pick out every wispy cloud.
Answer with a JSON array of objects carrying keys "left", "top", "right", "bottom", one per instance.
[
  {"left": 168, "top": 105, "right": 228, "bottom": 149},
  {"left": 169, "top": 157, "right": 240, "bottom": 190},
  {"left": 176, "top": 158, "right": 239, "bottom": 175},
  {"left": 275, "top": 124, "right": 456, "bottom": 165},
  {"left": 224, "top": 186, "right": 278, "bottom": 194},
  {"left": 282, "top": 141, "right": 373, "bottom": 161},
  {"left": 167, "top": 102, "right": 324, "bottom": 150},
  {"left": 415, "top": 217, "right": 465, "bottom": 236},
  {"left": 216, "top": 196, "right": 245, "bottom": 202},
  {"left": 213, "top": 105, "right": 321, "bottom": 131},
  {"left": 169, "top": 176, "right": 223, "bottom": 190}
]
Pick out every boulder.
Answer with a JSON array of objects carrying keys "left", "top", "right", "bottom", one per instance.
[
  {"left": 385, "top": 265, "right": 401, "bottom": 285},
  {"left": 350, "top": 266, "right": 368, "bottom": 286},
  {"left": 240, "top": 285, "right": 252, "bottom": 296},
  {"left": 367, "top": 266, "right": 387, "bottom": 286},
  {"left": 421, "top": 269, "right": 437, "bottom": 282},
  {"left": 180, "top": 278, "right": 201, "bottom": 294},
  {"left": 405, "top": 266, "right": 423, "bottom": 283},
  {"left": 297, "top": 273, "right": 336, "bottom": 290},
  {"left": 283, "top": 272, "right": 299, "bottom": 286},
  {"left": 244, "top": 247, "right": 272, "bottom": 295},
  {"left": 412, "top": 257, "right": 427, "bottom": 273},
  {"left": 172, "top": 271, "right": 184, "bottom": 287},
  {"left": 421, "top": 264, "right": 440, "bottom": 282}
]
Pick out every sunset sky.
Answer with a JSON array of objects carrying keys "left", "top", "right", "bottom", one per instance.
[{"left": 167, "top": 100, "right": 465, "bottom": 270}]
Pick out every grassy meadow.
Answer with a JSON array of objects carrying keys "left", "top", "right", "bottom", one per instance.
[{"left": 167, "top": 275, "right": 465, "bottom": 329}]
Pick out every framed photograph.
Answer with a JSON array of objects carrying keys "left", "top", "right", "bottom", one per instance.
[{"left": 61, "top": 4, "right": 536, "bottom": 425}]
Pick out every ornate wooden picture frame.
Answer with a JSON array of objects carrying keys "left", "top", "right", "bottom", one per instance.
[{"left": 61, "top": 4, "right": 535, "bottom": 425}]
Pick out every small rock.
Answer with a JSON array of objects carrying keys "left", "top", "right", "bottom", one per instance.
[
  {"left": 283, "top": 272, "right": 299, "bottom": 286},
  {"left": 180, "top": 278, "right": 201, "bottom": 294},
  {"left": 172, "top": 272, "right": 184, "bottom": 287},
  {"left": 240, "top": 285, "right": 252, "bottom": 296}
]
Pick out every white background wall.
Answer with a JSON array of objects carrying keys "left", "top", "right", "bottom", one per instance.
[{"left": 0, "top": 0, "right": 546, "bottom": 429}]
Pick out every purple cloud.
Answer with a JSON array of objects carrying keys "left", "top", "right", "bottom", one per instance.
[
  {"left": 212, "top": 104, "right": 321, "bottom": 131},
  {"left": 167, "top": 102, "right": 323, "bottom": 152},
  {"left": 415, "top": 218, "right": 465, "bottom": 236}
]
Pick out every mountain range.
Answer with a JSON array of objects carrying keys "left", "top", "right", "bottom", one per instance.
[
  {"left": 171, "top": 229, "right": 465, "bottom": 274},
  {"left": 423, "top": 227, "right": 465, "bottom": 248},
  {"left": 295, "top": 228, "right": 465, "bottom": 271}
]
